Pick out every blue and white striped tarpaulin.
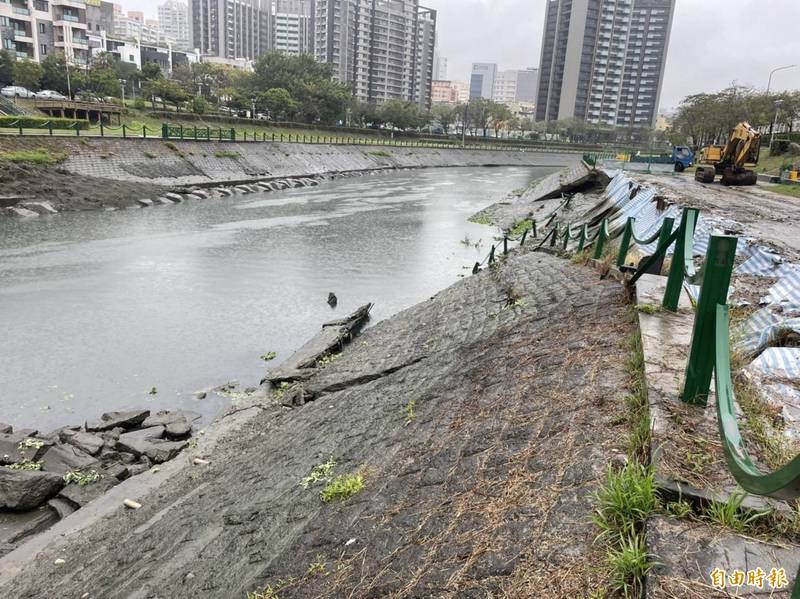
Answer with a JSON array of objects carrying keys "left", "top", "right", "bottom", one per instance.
[
  {"left": 750, "top": 347, "right": 800, "bottom": 378},
  {"left": 736, "top": 246, "right": 784, "bottom": 276},
  {"left": 762, "top": 264, "right": 800, "bottom": 306},
  {"left": 736, "top": 308, "right": 800, "bottom": 356}
]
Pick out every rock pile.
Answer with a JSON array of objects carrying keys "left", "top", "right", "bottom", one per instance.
[{"left": 0, "top": 409, "right": 199, "bottom": 556}]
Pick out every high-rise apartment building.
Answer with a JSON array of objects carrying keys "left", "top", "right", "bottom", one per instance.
[
  {"left": 158, "top": 0, "right": 190, "bottom": 49},
  {"left": 535, "top": 0, "right": 674, "bottom": 127},
  {"left": 492, "top": 70, "right": 518, "bottom": 104},
  {"left": 313, "top": 0, "right": 436, "bottom": 108},
  {"left": 432, "top": 45, "right": 446, "bottom": 79},
  {"left": 469, "top": 62, "right": 496, "bottom": 100},
  {"left": 189, "top": 0, "right": 270, "bottom": 60},
  {"left": 272, "top": 0, "right": 312, "bottom": 55}
]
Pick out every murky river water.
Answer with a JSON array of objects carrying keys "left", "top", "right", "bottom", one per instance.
[{"left": 0, "top": 166, "right": 556, "bottom": 430}]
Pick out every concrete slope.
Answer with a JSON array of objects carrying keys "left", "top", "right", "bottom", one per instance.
[{"left": 0, "top": 251, "right": 633, "bottom": 599}]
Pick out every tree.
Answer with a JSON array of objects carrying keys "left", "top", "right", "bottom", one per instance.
[
  {"left": 489, "top": 102, "right": 512, "bottom": 138},
  {"left": 0, "top": 50, "right": 14, "bottom": 87},
  {"left": 40, "top": 55, "right": 73, "bottom": 95},
  {"left": 295, "top": 79, "right": 350, "bottom": 125},
  {"left": 379, "top": 99, "right": 421, "bottom": 130},
  {"left": 468, "top": 98, "right": 493, "bottom": 137},
  {"left": 431, "top": 103, "right": 457, "bottom": 134},
  {"left": 192, "top": 95, "right": 207, "bottom": 115},
  {"left": 140, "top": 61, "right": 163, "bottom": 82},
  {"left": 13, "top": 60, "right": 43, "bottom": 91},
  {"left": 258, "top": 87, "right": 296, "bottom": 120},
  {"left": 84, "top": 54, "right": 121, "bottom": 97}
]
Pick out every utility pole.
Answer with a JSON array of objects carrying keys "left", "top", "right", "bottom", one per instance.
[{"left": 770, "top": 99, "right": 784, "bottom": 154}]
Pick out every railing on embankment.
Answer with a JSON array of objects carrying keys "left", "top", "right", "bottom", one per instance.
[{"left": 473, "top": 208, "right": 800, "bottom": 502}]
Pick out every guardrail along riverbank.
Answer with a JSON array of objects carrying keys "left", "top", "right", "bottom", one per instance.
[{"left": 0, "top": 135, "right": 576, "bottom": 215}]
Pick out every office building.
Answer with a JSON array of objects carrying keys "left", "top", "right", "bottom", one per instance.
[
  {"left": 313, "top": 0, "right": 436, "bottom": 108},
  {"left": 158, "top": 0, "right": 189, "bottom": 49},
  {"left": 189, "top": 0, "right": 271, "bottom": 60},
  {"left": 535, "top": 0, "right": 675, "bottom": 127},
  {"left": 469, "top": 62, "right": 496, "bottom": 100},
  {"left": 272, "top": 0, "right": 312, "bottom": 55},
  {"left": 515, "top": 67, "right": 538, "bottom": 102}
]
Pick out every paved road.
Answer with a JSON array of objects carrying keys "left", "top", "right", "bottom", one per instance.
[{"left": 0, "top": 251, "right": 633, "bottom": 599}]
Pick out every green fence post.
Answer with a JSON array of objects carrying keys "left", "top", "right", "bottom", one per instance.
[
  {"left": 520, "top": 230, "right": 528, "bottom": 246},
  {"left": 578, "top": 224, "right": 587, "bottom": 251},
  {"left": 532, "top": 219, "right": 537, "bottom": 238},
  {"left": 179, "top": 124, "right": 184, "bottom": 140},
  {"left": 503, "top": 237, "right": 508, "bottom": 255},
  {"left": 141, "top": 125, "right": 146, "bottom": 139},
  {"left": 272, "top": 133, "right": 276, "bottom": 142},
  {"left": 75, "top": 122, "right": 80, "bottom": 137},
  {"left": 244, "top": 130, "right": 247, "bottom": 141},
  {"left": 161, "top": 123, "right": 168, "bottom": 139},
  {"left": 206, "top": 127, "right": 210, "bottom": 140},
  {"left": 617, "top": 218, "right": 635, "bottom": 267},
  {"left": 489, "top": 244, "right": 495, "bottom": 264},
  {"left": 592, "top": 219, "right": 609, "bottom": 259},
  {"left": 562, "top": 223, "right": 571, "bottom": 250},
  {"left": 663, "top": 208, "right": 699, "bottom": 311},
  {"left": 682, "top": 234, "right": 738, "bottom": 406},
  {"left": 48, "top": 121, "right": 53, "bottom": 136},
  {"left": 122, "top": 124, "right": 127, "bottom": 138},
  {"left": 17, "top": 121, "right": 22, "bottom": 136},
  {"left": 100, "top": 121, "right": 104, "bottom": 137},
  {"left": 550, "top": 223, "right": 559, "bottom": 247}
]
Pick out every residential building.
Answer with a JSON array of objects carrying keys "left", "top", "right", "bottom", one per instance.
[
  {"left": 452, "top": 79, "right": 468, "bottom": 103},
  {"left": 0, "top": 0, "right": 91, "bottom": 64},
  {"left": 469, "top": 62, "right": 496, "bottom": 100},
  {"left": 492, "top": 69, "right": 518, "bottom": 104},
  {"left": 115, "top": 10, "right": 170, "bottom": 45},
  {"left": 535, "top": 0, "right": 675, "bottom": 127},
  {"left": 85, "top": 0, "right": 116, "bottom": 37},
  {"left": 272, "top": 0, "right": 312, "bottom": 55},
  {"left": 189, "top": 0, "right": 271, "bottom": 60},
  {"left": 158, "top": 0, "right": 189, "bottom": 49},
  {"left": 313, "top": 0, "right": 436, "bottom": 108},
  {"left": 432, "top": 45, "right": 446, "bottom": 79},
  {"left": 431, "top": 79, "right": 456, "bottom": 104}
]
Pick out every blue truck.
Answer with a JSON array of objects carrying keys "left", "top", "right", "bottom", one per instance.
[{"left": 630, "top": 146, "right": 694, "bottom": 172}]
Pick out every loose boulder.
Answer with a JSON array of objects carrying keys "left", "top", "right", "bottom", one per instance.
[
  {"left": 63, "top": 431, "right": 105, "bottom": 456},
  {"left": 85, "top": 410, "right": 150, "bottom": 432},
  {"left": 40, "top": 444, "right": 98, "bottom": 476},
  {"left": 0, "top": 468, "right": 64, "bottom": 510}
]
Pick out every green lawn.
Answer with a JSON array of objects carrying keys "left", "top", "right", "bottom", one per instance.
[
  {"left": 765, "top": 183, "right": 800, "bottom": 199},
  {"left": 757, "top": 148, "right": 799, "bottom": 175}
]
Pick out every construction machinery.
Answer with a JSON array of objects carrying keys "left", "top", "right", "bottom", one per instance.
[{"left": 695, "top": 122, "right": 761, "bottom": 186}]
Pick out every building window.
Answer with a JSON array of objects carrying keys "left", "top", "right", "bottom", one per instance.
[
  {"left": 40, "top": 44, "right": 47, "bottom": 55},
  {"left": 39, "top": 22, "right": 46, "bottom": 33}
]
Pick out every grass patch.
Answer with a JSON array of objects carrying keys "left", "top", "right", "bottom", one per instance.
[
  {"left": 143, "top": 151, "right": 157, "bottom": 159},
  {"left": 605, "top": 534, "right": 655, "bottom": 599},
  {"left": 404, "top": 399, "right": 416, "bottom": 424},
  {"left": 260, "top": 351, "right": 277, "bottom": 361},
  {"left": 767, "top": 184, "right": 800, "bottom": 199},
  {"left": 0, "top": 148, "right": 67, "bottom": 165},
  {"left": 214, "top": 150, "right": 239, "bottom": 159},
  {"left": 704, "top": 491, "right": 770, "bottom": 533},
  {"left": 247, "top": 577, "right": 295, "bottom": 599},
  {"left": 320, "top": 472, "right": 365, "bottom": 503},
  {"left": 63, "top": 469, "right": 101, "bottom": 486},
  {"left": 469, "top": 212, "right": 494, "bottom": 225},
  {"left": 299, "top": 457, "right": 336, "bottom": 489},
  {"left": 3, "top": 460, "right": 42, "bottom": 471},
  {"left": 317, "top": 352, "right": 341, "bottom": 368},
  {"left": 634, "top": 304, "right": 663, "bottom": 315},
  {"left": 367, "top": 150, "right": 390, "bottom": 157},
  {"left": 509, "top": 219, "right": 533, "bottom": 237}
]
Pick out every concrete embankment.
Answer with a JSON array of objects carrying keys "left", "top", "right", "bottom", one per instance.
[{"left": 0, "top": 136, "right": 576, "bottom": 215}]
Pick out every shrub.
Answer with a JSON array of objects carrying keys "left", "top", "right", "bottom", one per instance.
[
  {"left": 192, "top": 96, "right": 207, "bottom": 115},
  {"left": 133, "top": 98, "right": 146, "bottom": 110},
  {"left": 0, "top": 116, "right": 89, "bottom": 130}
]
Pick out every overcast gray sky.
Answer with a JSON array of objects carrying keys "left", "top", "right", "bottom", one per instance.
[{"left": 126, "top": 0, "right": 800, "bottom": 112}]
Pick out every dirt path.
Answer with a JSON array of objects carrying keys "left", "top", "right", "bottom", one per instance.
[
  {"left": 0, "top": 251, "right": 633, "bottom": 598},
  {"left": 635, "top": 173, "right": 800, "bottom": 261}
]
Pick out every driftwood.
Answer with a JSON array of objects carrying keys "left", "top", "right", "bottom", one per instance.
[{"left": 262, "top": 303, "right": 373, "bottom": 384}]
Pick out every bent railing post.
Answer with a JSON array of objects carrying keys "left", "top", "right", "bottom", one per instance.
[
  {"left": 714, "top": 304, "right": 800, "bottom": 500},
  {"left": 682, "top": 235, "right": 737, "bottom": 406},
  {"left": 550, "top": 223, "right": 559, "bottom": 248},
  {"left": 663, "top": 208, "right": 699, "bottom": 311},
  {"left": 617, "top": 218, "right": 635, "bottom": 267},
  {"left": 651, "top": 216, "right": 676, "bottom": 274},
  {"left": 592, "top": 218, "right": 609, "bottom": 260},
  {"left": 562, "top": 223, "right": 571, "bottom": 250},
  {"left": 578, "top": 224, "right": 588, "bottom": 252}
]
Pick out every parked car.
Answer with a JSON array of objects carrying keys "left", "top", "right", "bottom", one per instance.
[
  {"left": 1, "top": 86, "right": 35, "bottom": 99},
  {"left": 35, "top": 90, "right": 68, "bottom": 100}
]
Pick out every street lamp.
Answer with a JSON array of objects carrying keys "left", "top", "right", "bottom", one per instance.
[
  {"left": 119, "top": 79, "right": 126, "bottom": 106},
  {"left": 251, "top": 97, "right": 256, "bottom": 120},
  {"left": 767, "top": 64, "right": 796, "bottom": 95},
  {"left": 770, "top": 99, "right": 784, "bottom": 153}
]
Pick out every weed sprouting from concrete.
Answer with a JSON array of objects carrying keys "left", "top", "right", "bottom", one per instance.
[
  {"left": 246, "top": 577, "right": 295, "bottom": 599},
  {"left": 509, "top": 219, "right": 533, "bottom": 237},
  {"left": 214, "top": 150, "right": 239, "bottom": 159},
  {"left": 305, "top": 556, "right": 328, "bottom": 577},
  {"left": 605, "top": 533, "right": 654, "bottom": 598},
  {"left": 404, "top": 400, "right": 416, "bottom": 424},
  {"left": 163, "top": 141, "right": 186, "bottom": 157},
  {"left": 0, "top": 148, "right": 67, "bottom": 165},
  {"left": 592, "top": 463, "right": 658, "bottom": 542},
  {"left": 63, "top": 469, "right": 101, "bottom": 486},
  {"left": 143, "top": 151, "right": 157, "bottom": 159},
  {"left": 260, "top": 351, "right": 277, "bottom": 361},
  {"left": 634, "top": 304, "right": 663, "bottom": 315},
  {"left": 273, "top": 382, "right": 291, "bottom": 401},
  {"left": 664, "top": 499, "right": 692, "bottom": 519},
  {"left": 320, "top": 472, "right": 365, "bottom": 503},
  {"left": 468, "top": 212, "right": 493, "bottom": 226},
  {"left": 704, "top": 491, "right": 770, "bottom": 533},
  {"left": 367, "top": 150, "right": 390, "bottom": 157},
  {"left": 18, "top": 438, "right": 44, "bottom": 451},
  {"left": 300, "top": 457, "right": 336, "bottom": 489},
  {"left": 317, "top": 353, "right": 341, "bottom": 368}
]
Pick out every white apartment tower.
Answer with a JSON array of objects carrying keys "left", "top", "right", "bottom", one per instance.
[
  {"left": 313, "top": 0, "right": 436, "bottom": 108},
  {"left": 189, "top": 0, "right": 271, "bottom": 60},
  {"left": 536, "top": 0, "right": 675, "bottom": 127},
  {"left": 272, "top": 0, "right": 312, "bottom": 55},
  {"left": 158, "top": 0, "right": 190, "bottom": 49}
]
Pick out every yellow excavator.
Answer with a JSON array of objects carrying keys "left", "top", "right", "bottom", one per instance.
[{"left": 694, "top": 122, "right": 761, "bottom": 186}]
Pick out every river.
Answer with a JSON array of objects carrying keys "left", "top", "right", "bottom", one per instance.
[{"left": 0, "top": 166, "right": 557, "bottom": 430}]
